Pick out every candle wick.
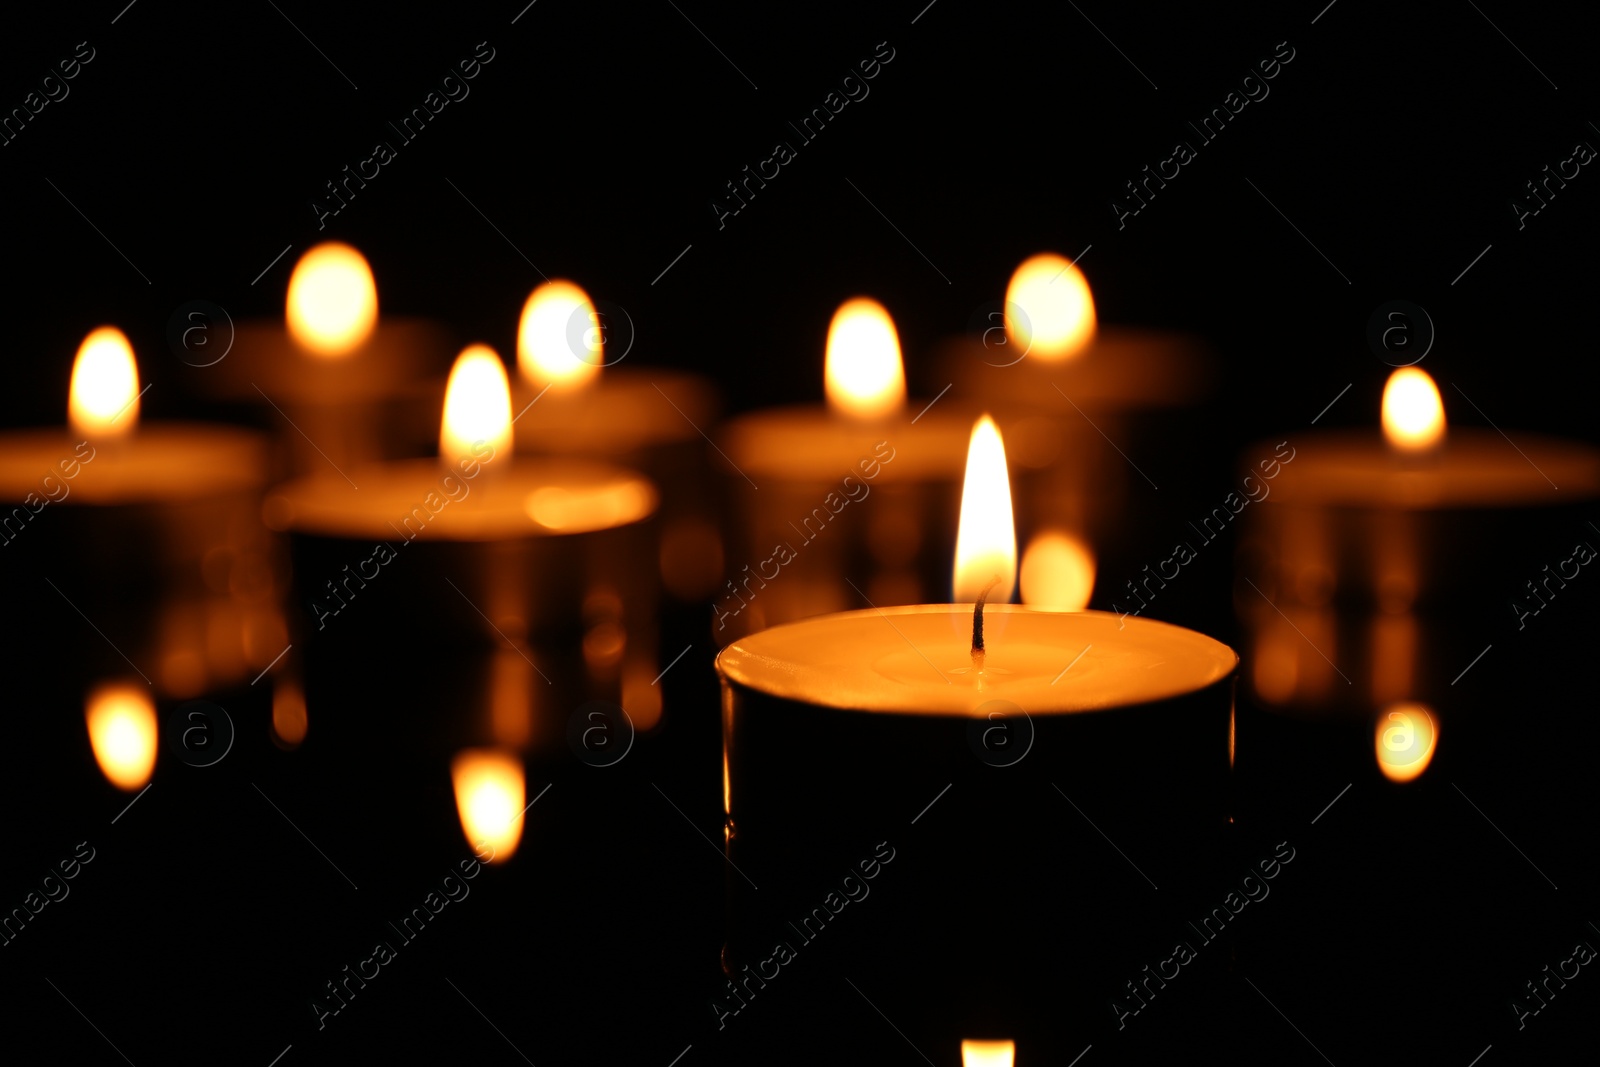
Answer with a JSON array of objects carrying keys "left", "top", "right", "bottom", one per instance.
[{"left": 971, "top": 574, "right": 1002, "bottom": 670}]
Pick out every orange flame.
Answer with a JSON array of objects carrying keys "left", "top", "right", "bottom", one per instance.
[
  {"left": 954, "top": 415, "right": 1017, "bottom": 603},
  {"left": 1381, "top": 368, "right": 1445, "bottom": 453},
  {"left": 286, "top": 243, "right": 378, "bottom": 358},
  {"left": 440, "top": 345, "right": 513, "bottom": 467},
  {"left": 451, "top": 748, "right": 526, "bottom": 861},
  {"left": 1005, "top": 252, "right": 1096, "bottom": 360},
  {"left": 69, "top": 327, "right": 140, "bottom": 438},
  {"left": 824, "top": 298, "right": 905, "bottom": 419},
  {"left": 85, "top": 682, "right": 157, "bottom": 790},
  {"left": 518, "top": 280, "right": 602, "bottom": 391}
]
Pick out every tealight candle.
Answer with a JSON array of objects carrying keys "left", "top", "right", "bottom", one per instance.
[
  {"left": 265, "top": 343, "right": 659, "bottom": 762},
  {"left": 714, "top": 416, "right": 1238, "bottom": 1057},
  {"left": 934, "top": 254, "right": 1213, "bottom": 596},
  {"left": 715, "top": 298, "right": 975, "bottom": 637},
  {"left": 0, "top": 327, "right": 276, "bottom": 699},
  {"left": 191, "top": 242, "right": 452, "bottom": 474},
  {"left": 496, "top": 278, "right": 722, "bottom": 631},
  {"left": 1237, "top": 366, "right": 1600, "bottom": 715}
]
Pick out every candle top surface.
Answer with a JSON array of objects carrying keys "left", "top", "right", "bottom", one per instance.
[
  {"left": 1261, "top": 429, "right": 1600, "bottom": 507},
  {"left": 265, "top": 458, "right": 656, "bottom": 540},
  {"left": 941, "top": 325, "right": 1211, "bottom": 411},
  {"left": 504, "top": 368, "right": 718, "bottom": 454},
  {"left": 0, "top": 425, "right": 266, "bottom": 504},
  {"left": 718, "top": 605, "right": 1237, "bottom": 715},
  {"left": 193, "top": 318, "right": 451, "bottom": 403},
  {"left": 720, "top": 404, "right": 975, "bottom": 481}
]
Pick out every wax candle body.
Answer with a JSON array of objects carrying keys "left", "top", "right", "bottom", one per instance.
[{"left": 715, "top": 606, "right": 1238, "bottom": 1058}]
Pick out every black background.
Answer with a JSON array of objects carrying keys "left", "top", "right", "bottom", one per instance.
[{"left": 1, "top": 2, "right": 1596, "bottom": 1065}]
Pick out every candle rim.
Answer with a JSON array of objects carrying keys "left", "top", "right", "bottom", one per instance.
[{"left": 718, "top": 605, "right": 1237, "bottom": 716}]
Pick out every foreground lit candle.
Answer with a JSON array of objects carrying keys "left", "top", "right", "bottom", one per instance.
[{"left": 715, "top": 415, "right": 1238, "bottom": 1015}]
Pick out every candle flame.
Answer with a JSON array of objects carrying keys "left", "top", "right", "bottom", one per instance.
[
  {"left": 954, "top": 415, "right": 1017, "bottom": 603},
  {"left": 1376, "top": 702, "right": 1437, "bottom": 782},
  {"left": 1019, "top": 530, "right": 1096, "bottom": 611},
  {"left": 440, "top": 345, "right": 513, "bottom": 467},
  {"left": 451, "top": 748, "right": 525, "bottom": 862},
  {"left": 962, "top": 1040, "right": 1015, "bottom": 1067},
  {"left": 518, "top": 280, "right": 603, "bottom": 391},
  {"left": 69, "top": 327, "right": 140, "bottom": 438},
  {"left": 85, "top": 682, "right": 157, "bottom": 791},
  {"left": 286, "top": 243, "right": 378, "bottom": 358},
  {"left": 824, "top": 298, "right": 905, "bottom": 419},
  {"left": 1005, "top": 252, "right": 1096, "bottom": 361},
  {"left": 1381, "top": 368, "right": 1445, "bottom": 453}
]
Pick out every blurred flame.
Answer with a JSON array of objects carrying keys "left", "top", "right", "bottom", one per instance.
[
  {"left": 1381, "top": 368, "right": 1445, "bottom": 453},
  {"left": 86, "top": 682, "right": 156, "bottom": 791},
  {"left": 1005, "top": 252, "right": 1096, "bottom": 360},
  {"left": 69, "top": 327, "right": 140, "bottom": 438},
  {"left": 824, "top": 298, "right": 905, "bottom": 419},
  {"left": 953, "top": 415, "right": 1017, "bottom": 603},
  {"left": 524, "top": 478, "right": 655, "bottom": 532},
  {"left": 1019, "top": 531, "right": 1096, "bottom": 611},
  {"left": 440, "top": 345, "right": 513, "bottom": 466},
  {"left": 286, "top": 243, "right": 378, "bottom": 358},
  {"left": 1375, "top": 702, "right": 1437, "bottom": 782},
  {"left": 272, "top": 679, "right": 308, "bottom": 749},
  {"left": 451, "top": 748, "right": 525, "bottom": 862},
  {"left": 518, "top": 280, "right": 602, "bottom": 391},
  {"left": 962, "top": 1040, "right": 1015, "bottom": 1067}
]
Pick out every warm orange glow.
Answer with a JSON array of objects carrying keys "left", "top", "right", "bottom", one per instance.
[
  {"left": 953, "top": 415, "right": 1017, "bottom": 603},
  {"left": 524, "top": 478, "right": 655, "bottom": 532},
  {"left": 85, "top": 682, "right": 157, "bottom": 791},
  {"left": 271, "top": 680, "right": 308, "bottom": 749},
  {"left": 517, "top": 280, "right": 602, "bottom": 391},
  {"left": 69, "top": 327, "right": 140, "bottom": 438},
  {"left": 962, "top": 1040, "right": 1015, "bottom": 1067},
  {"left": 623, "top": 658, "right": 664, "bottom": 732},
  {"left": 824, "top": 298, "right": 905, "bottom": 419},
  {"left": 1005, "top": 252, "right": 1096, "bottom": 360},
  {"left": 489, "top": 650, "right": 534, "bottom": 749},
  {"left": 440, "top": 345, "right": 513, "bottom": 466},
  {"left": 286, "top": 243, "right": 378, "bottom": 358},
  {"left": 1376, "top": 702, "right": 1437, "bottom": 782},
  {"left": 1019, "top": 531, "right": 1095, "bottom": 611},
  {"left": 451, "top": 748, "right": 526, "bottom": 862},
  {"left": 1382, "top": 368, "right": 1445, "bottom": 453}
]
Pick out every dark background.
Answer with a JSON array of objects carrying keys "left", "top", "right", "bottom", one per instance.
[{"left": 1, "top": 1, "right": 1596, "bottom": 1065}]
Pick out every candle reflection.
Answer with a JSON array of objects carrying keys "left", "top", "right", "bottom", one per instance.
[
  {"left": 86, "top": 682, "right": 157, "bottom": 791},
  {"left": 451, "top": 748, "right": 525, "bottom": 862}
]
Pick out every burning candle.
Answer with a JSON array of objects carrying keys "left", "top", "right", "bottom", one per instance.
[
  {"left": 714, "top": 415, "right": 1237, "bottom": 1054},
  {"left": 503, "top": 278, "right": 722, "bottom": 616},
  {"left": 935, "top": 254, "right": 1212, "bottom": 596},
  {"left": 715, "top": 298, "right": 975, "bottom": 636},
  {"left": 0, "top": 327, "right": 276, "bottom": 697},
  {"left": 195, "top": 242, "right": 452, "bottom": 473},
  {"left": 266, "top": 343, "right": 659, "bottom": 763},
  {"left": 1237, "top": 366, "right": 1600, "bottom": 716}
]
